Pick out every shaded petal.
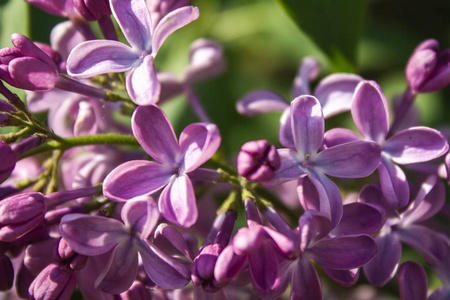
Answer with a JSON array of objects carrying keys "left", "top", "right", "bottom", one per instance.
[
  {"left": 308, "top": 235, "right": 377, "bottom": 269},
  {"left": 103, "top": 160, "right": 173, "bottom": 202},
  {"left": 67, "top": 40, "right": 137, "bottom": 78},
  {"left": 398, "top": 261, "right": 428, "bottom": 300},
  {"left": 363, "top": 234, "right": 402, "bottom": 287},
  {"left": 314, "top": 140, "right": 381, "bottom": 178},
  {"left": 132, "top": 105, "right": 180, "bottom": 164},
  {"left": 9, "top": 57, "right": 57, "bottom": 91},
  {"left": 158, "top": 175, "right": 197, "bottom": 228},
  {"left": 95, "top": 240, "right": 138, "bottom": 294},
  {"left": 378, "top": 156, "right": 410, "bottom": 209},
  {"left": 323, "top": 128, "right": 362, "bottom": 149},
  {"left": 126, "top": 55, "right": 160, "bottom": 105},
  {"left": 298, "top": 210, "right": 332, "bottom": 252},
  {"left": 291, "top": 95, "right": 324, "bottom": 157},
  {"left": 137, "top": 240, "right": 191, "bottom": 289},
  {"left": 279, "top": 108, "right": 295, "bottom": 149},
  {"left": 26, "top": 89, "right": 65, "bottom": 113},
  {"left": 271, "top": 148, "right": 305, "bottom": 182},
  {"left": 248, "top": 243, "right": 280, "bottom": 294},
  {"left": 50, "top": 20, "right": 85, "bottom": 62},
  {"left": 290, "top": 257, "right": 322, "bottom": 300},
  {"left": 236, "top": 90, "right": 288, "bottom": 116},
  {"left": 214, "top": 245, "right": 246, "bottom": 283},
  {"left": 428, "top": 288, "right": 450, "bottom": 300},
  {"left": 180, "top": 123, "right": 221, "bottom": 172},
  {"left": 332, "top": 202, "right": 385, "bottom": 236},
  {"left": 110, "top": 0, "right": 152, "bottom": 51},
  {"left": 395, "top": 224, "right": 448, "bottom": 266},
  {"left": 383, "top": 127, "right": 449, "bottom": 164},
  {"left": 121, "top": 198, "right": 159, "bottom": 240},
  {"left": 323, "top": 267, "right": 359, "bottom": 287},
  {"left": 59, "top": 214, "right": 126, "bottom": 256},
  {"left": 154, "top": 223, "right": 193, "bottom": 260},
  {"left": 315, "top": 73, "right": 363, "bottom": 118},
  {"left": 152, "top": 6, "right": 200, "bottom": 55},
  {"left": 292, "top": 56, "right": 321, "bottom": 97},
  {"left": 351, "top": 81, "right": 389, "bottom": 143}
]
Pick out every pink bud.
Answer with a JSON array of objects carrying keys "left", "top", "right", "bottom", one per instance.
[{"left": 237, "top": 140, "right": 280, "bottom": 181}]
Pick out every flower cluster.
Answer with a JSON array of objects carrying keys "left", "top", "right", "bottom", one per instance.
[{"left": 0, "top": 0, "right": 449, "bottom": 300}]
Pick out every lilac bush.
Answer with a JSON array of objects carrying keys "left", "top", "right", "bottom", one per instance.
[{"left": 0, "top": 0, "right": 449, "bottom": 299}]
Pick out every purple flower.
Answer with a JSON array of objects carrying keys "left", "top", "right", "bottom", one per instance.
[
  {"left": 237, "top": 140, "right": 280, "bottom": 182},
  {"left": 406, "top": 39, "right": 450, "bottom": 93},
  {"left": 398, "top": 261, "right": 428, "bottom": 300},
  {"left": 272, "top": 95, "right": 381, "bottom": 226},
  {"left": 103, "top": 104, "right": 221, "bottom": 227},
  {"left": 325, "top": 80, "right": 449, "bottom": 209},
  {"left": 67, "top": 0, "right": 199, "bottom": 105},
  {"left": 59, "top": 198, "right": 191, "bottom": 293}
]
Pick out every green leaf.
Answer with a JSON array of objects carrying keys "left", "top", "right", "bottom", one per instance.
[
  {"left": 0, "top": 0, "right": 29, "bottom": 48},
  {"left": 276, "top": 0, "right": 369, "bottom": 73}
]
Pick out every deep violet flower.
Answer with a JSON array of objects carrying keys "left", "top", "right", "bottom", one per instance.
[
  {"left": 324, "top": 80, "right": 449, "bottom": 209},
  {"left": 67, "top": 0, "right": 199, "bottom": 105},
  {"left": 103, "top": 104, "right": 221, "bottom": 228},
  {"left": 59, "top": 198, "right": 191, "bottom": 293},
  {"left": 271, "top": 95, "right": 381, "bottom": 226}
]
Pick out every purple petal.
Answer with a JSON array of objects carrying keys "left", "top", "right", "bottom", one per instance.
[
  {"left": 67, "top": 40, "right": 137, "bottom": 78},
  {"left": 152, "top": 6, "right": 200, "bottom": 55},
  {"left": 383, "top": 127, "right": 449, "bottom": 164},
  {"left": 401, "top": 175, "right": 445, "bottom": 224},
  {"left": 214, "top": 245, "right": 247, "bottom": 283},
  {"left": 395, "top": 224, "right": 448, "bottom": 266},
  {"left": 271, "top": 148, "right": 306, "bottom": 182},
  {"left": 50, "top": 21, "right": 85, "bottom": 62},
  {"left": 103, "top": 160, "right": 173, "bottom": 202},
  {"left": 110, "top": 0, "right": 152, "bottom": 51},
  {"left": 95, "top": 241, "right": 138, "bottom": 294},
  {"left": 154, "top": 223, "right": 193, "bottom": 260},
  {"left": 132, "top": 105, "right": 180, "bottom": 165},
  {"left": 292, "top": 56, "right": 321, "bottom": 97},
  {"left": 351, "top": 81, "right": 389, "bottom": 143},
  {"left": 9, "top": 57, "right": 57, "bottom": 91},
  {"left": 126, "top": 55, "right": 160, "bottom": 105},
  {"left": 236, "top": 90, "right": 288, "bottom": 116},
  {"left": 314, "top": 140, "right": 381, "bottom": 178},
  {"left": 378, "top": 157, "right": 410, "bottom": 209},
  {"left": 428, "top": 288, "right": 450, "bottom": 300},
  {"left": 308, "top": 235, "right": 377, "bottom": 269},
  {"left": 158, "top": 175, "right": 198, "bottom": 228},
  {"left": 363, "top": 234, "right": 402, "bottom": 287},
  {"left": 121, "top": 198, "right": 159, "bottom": 240},
  {"left": 24, "top": 0, "right": 76, "bottom": 17},
  {"left": 180, "top": 122, "right": 221, "bottom": 172},
  {"left": 315, "top": 73, "right": 363, "bottom": 118},
  {"left": 59, "top": 214, "right": 126, "bottom": 256},
  {"left": 298, "top": 210, "right": 332, "bottom": 252},
  {"left": 290, "top": 95, "right": 324, "bottom": 157},
  {"left": 323, "top": 267, "right": 359, "bottom": 287},
  {"left": 398, "top": 261, "right": 428, "bottom": 300},
  {"left": 332, "top": 202, "right": 385, "bottom": 236},
  {"left": 25, "top": 89, "right": 63, "bottom": 113},
  {"left": 73, "top": 101, "right": 98, "bottom": 136},
  {"left": 279, "top": 108, "right": 295, "bottom": 149},
  {"left": 248, "top": 243, "right": 280, "bottom": 294},
  {"left": 290, "top": 257, "right": 322, "bottom": 300},
  {"left": 137, "top": 240, "right": 191, "bottom": 289},
  {"left": 323, "top": 128, "right": 362, "bottom": 149}
]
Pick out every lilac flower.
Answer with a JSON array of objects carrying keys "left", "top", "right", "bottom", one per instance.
[
  {"left": 103, "top": 104, "right": 221, "bottom": 227},
  {"left": 59, "top": 198, "right": 191, "bottom": 293},
  {"left": 67, "top": 0, "right": 199, "bottom": 105},
  {"left": 28, "top": 263, "right": 77, "bottom": 300},
  {"left": 272, "top": 95, "right": 381, "bottom": 226},
  {"left": 398, "top": 261, "right": 428, "bottom": 300},
  {"left": 325, "top": 80, "right": 449, "bottom": 209},
  {"left": 360, "top": 177, "right": 448, "bottom": 286},
  {"left": 237, "top": 140, "right": 280, "bottom": 182}
]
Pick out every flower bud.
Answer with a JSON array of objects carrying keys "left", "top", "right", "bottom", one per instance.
[
  {"left": 191, "top": 243, "right": 224, "bottom": 292},
  {"left": 0, "top": 254, "right": 13, "bottom": 291},
  {"left": 0, "top": 100, "right": 16, "bottom": 126},
  {"left": 184, "top": 39, "right": 225, "bottom": 84},
  {"left": 54, "top": 238, "right": 87, "bottom": 271},
  {"left": 72, "top": 0, "right": 111, "bottom": 21},
  {"left": 0, "top": 142, "right": 17, "bottom": 183},
  {"left": 147, "top": 0, "right": 192, "bottom": 28},
  {"left": 117, "top": 281, "right": 152, "bottom": 300},
  {"left": 28, "top": 263, "right": 77, "bottom": 300},
  {"left": 406, "top": 39, "right": 450, "bottom": 93},
  {"left": 24, "top": 0, "right": 77, "bottom": 17},
  {"left": 237, "top": 140, "right": 280, "bottom": 181}
]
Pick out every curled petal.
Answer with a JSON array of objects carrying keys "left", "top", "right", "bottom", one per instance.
[
  {"left": 322, "top": 267, "right": 359, "bottom": 287},
  {"left": 126, "top": 55, "right": 160, "bottom": 105},
  {"left": 292, "top": 56, "right": 321, "bottom": 97},
  {"left": 398, "top": 261, "right": 428, "bottom": 300},
  {"left": 158, "top": 175, "right": 198, "bottom": 228},
  {"left": 110, "top": 0, "right": 152, "bottom": 51},
  {"left": 383, "top": 127, "right": 449, "bottom": 164},
  {"left": 378, "top": 157, "right": 409, "bottom": 209},
  {"left": 236, "top": 90, "right": 288, "bottom": 116},
  {"left": 290, "top": 257, "right": 322, "bottom": 300},
  {"left": 214, "top": 245, "right": 246, "bottom": 283},
  {"left": 248, "top": 243, "right": 280, "bottom": 294},
  {"left": 103, "top": 160, "right": 173, "bottom": 202},
  {"left": 154, "top": 223, "right": 193, "bottom": 260},
  {"left": 314, "top": 140, "right": 381, "bottom": 178},
  {"left": 152, "top": 6, "right": 200, "bottom": 55},
  {"left": 67, "top": 40, "right": 137, "bottom": 78},
  {"left": 351, "top": 80, "right": 389, "bottom": 143},
  {"left": 291, "top": 95, "right": 324, "bottom": 157},
  {"left": 132, "top": 105, "right": 180, "bottom": 164},
  {"left": 298, "top": 210, "right": 332, "bottom": 252},
  {"left": 363, "top": 234, "right": 402, "bottom": 287},
  {"left": 323, "top": 128, "right": 362, "bottom": 149},
  {"left": 121, "top": 198, "right": 159, "bottom": 240},
  {"left": 180, "top": 122, "right": 221, "bottom": 172},
  {"left": 59, "top": 214, "right": 126, "bottom": 256},
  {"left": 315, "top": 73, "right": 363, "bottom": 118},
  {"left": 279, "top": 108, "right": 295, "bottom": 149},
  {"left": 50, "top": 20, "right": 86, "bottom": 62}
]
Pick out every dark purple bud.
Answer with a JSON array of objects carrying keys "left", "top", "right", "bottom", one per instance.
[
  {"left": 72, "top": 0, "right": 111, "bottom": 21},
  {"left": 0, "top": 192, "right": 47, "bottom": 242},
  {"left": 28, "top": 263, "right": 77, "bottom": 300},
  {"left": 0, "top": 142, "right": 17, "bottom": 183},
  {"left": 191, "top": 244, "right": 223, "bottom": 292},
  {"left": 24, "top": 0, "right": 77, "bottom": 17},
  {"left": 10, "top": 135, "right": 43, "bottom": 158},
  {"left": 406, "top": 39, "right": 450, "bottom": 93},
  {"left": 0, "top": 254, "right": 13, "bottom": 291},
  {"left": 34, "top": 42, "right": 63, "bottom": 68},
  {"left": 0, "top": 33, "right": 58, "bottom": 91},
  {"left": 237, "top": 140, "right": 280, "bottom": 181},
  {"left": 54, "top": 238, "right": 87, "bottom": 271}
]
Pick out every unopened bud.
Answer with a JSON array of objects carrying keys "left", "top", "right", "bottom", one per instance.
[{"left": 237, "top": 140, "right": 280, "bottom": 181}]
